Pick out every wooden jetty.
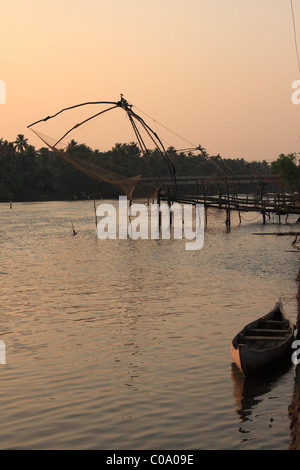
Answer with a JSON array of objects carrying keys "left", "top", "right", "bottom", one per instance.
[
  {"left": 162, "top": 192, "right": 300, "bottom": 225},
  {"left": 148, "top": 174, "right": 300, "bottom": 227}
]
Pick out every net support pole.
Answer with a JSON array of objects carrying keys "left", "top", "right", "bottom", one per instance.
[{"left": 157, "top": 188, "right": 161, "bottom": 230}]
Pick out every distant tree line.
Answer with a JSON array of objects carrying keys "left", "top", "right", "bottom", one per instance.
[
  {"left": 270, "top": 153, "right": 300, "bottom": 191},
  {"left": 0, "top": 134, "right": 292, "bottom": 202}
]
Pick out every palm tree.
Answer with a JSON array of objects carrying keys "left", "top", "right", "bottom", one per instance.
[{"left": 13, "top": 134, "right": 28, "bottom": 153}]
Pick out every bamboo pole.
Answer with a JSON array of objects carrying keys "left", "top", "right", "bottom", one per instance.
[
  {"left": 157, "top": 189, "right": 161, "bottom": 230},
  {"left": 93, "top": 198, "right": 98, "bottom": 229},
  {"left": 225, "top": 178, "right": 231, "bottom": 227}
]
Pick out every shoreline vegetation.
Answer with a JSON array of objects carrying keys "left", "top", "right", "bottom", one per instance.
[{"left": 0, "top": 134, "right": 274, "bottom": 203}]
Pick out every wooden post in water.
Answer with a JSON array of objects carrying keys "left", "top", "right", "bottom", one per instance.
[
  {"left": 218, "top": 189, "right": 222, "bottom": 208},
  {"left": 93, "top": 198, "right": 98, "bottom": 230},
  {"left": 167, "top": 195, "right": 172, "bottom": 228},
  {"left": 201, "top": 180, "right": 208, "bottom": 225},
  {"left": 226, "top": 208, "right": 231, "bottom": 227},
  {"left": 157, "top": 189, "right": 161, "bottom": 230},
  {"left": 225, "top": 178, "right": 231, "bottom": 228},
  {"left": 201, "top": 180, "right": 206, "bottom": 203},
  {"left": 261, "top": 199, "right": 266, "bottom": 224},
  {"left": 277, "top": 194, "right": 281, "bottom": 225},
  {"left": 235, "top": 193, "right": 241, "bottom": 224}
]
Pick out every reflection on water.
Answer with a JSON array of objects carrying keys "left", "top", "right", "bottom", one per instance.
[
  {"left": 0, "top": 200, "right": 299, "bottom": 449},
  {"left": 231, "top": 357, "right": 294, "bottom": 444}
]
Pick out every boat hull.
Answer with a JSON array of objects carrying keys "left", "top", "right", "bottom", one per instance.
[{"left": 231, "top": 335, "right": 294, "bottom": 376}]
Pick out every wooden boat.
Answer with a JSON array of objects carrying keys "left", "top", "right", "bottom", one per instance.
[{"left": 231, "top": 299, "right": 295, "bottom": 376}]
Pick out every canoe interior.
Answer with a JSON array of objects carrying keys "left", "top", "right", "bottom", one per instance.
[{"left": 231, "top": 300, "right": 294, "bottom": 375}]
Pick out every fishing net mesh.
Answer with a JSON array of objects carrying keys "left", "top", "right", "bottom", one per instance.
[{"left": 31, "top": 129, "right": 160, "bottom": 200}]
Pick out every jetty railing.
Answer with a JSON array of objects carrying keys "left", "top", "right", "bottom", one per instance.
[{"left": 153, "top": 179, "right": 300, "bottom": 227}]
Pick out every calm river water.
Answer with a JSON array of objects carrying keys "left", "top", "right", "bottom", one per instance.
[{"left": 0, "top": 200, "right": 299, "bottom": 449}]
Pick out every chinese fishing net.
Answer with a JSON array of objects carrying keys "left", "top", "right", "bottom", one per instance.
[{"left": 28, "top": 97, "right": 177, "bottom": 200}]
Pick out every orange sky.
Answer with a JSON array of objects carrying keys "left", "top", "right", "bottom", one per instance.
[{"left": 1, "top": 0, "right": 300, "bottom": 161}]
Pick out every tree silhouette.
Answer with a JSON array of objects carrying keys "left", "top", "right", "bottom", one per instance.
[
  {"left": 13, "top": 134, "right": 29, "bottom": 153},
  {"left": 0, "top": 136, "right": 277, "bottom": 201},
  {"left": 271, "top": 153, "right": 300, "bottom": 191}
]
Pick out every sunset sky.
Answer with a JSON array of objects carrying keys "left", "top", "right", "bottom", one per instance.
[{"left": 1, "top": 0, "right": 300, "bottom": 162}]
